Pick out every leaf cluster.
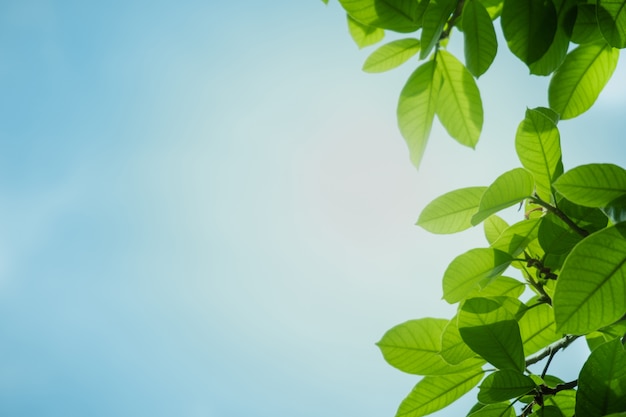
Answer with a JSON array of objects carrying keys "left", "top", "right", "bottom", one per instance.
[{"left": 324, "top": 0, "right": 626, "bottom": 416}]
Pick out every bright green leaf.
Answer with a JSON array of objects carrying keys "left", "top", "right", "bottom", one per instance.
[
  {"left": 501, "top": 0, "right": 558, "bottom": 65},
  {"left": 396, "top": 369, "right": 485, "bottom": 417},
  {"left": 347, "top": 14, "right": 385, "bottom": 48},
  {"left": 417, "top": 186, "right": 487, "bottom": 234},
  {"left": 484, "top": 215, "right": 510, "bottom": 245},
  {"left": 528, "top": 406, "right": 564, "bottom": 417},
  {"left": 519, "top": 303, "right": 560, "bottom": 356},
  {"left": 441, "top": 317, "right": 481, "bottom": 365},
  {"left": 554, "top": 223, "right": 626, "bottom": 334},
  {"left": 515, "top": 108, "right": 562, "bottom": 201},
  {"left": 397, "top": 60, "right": 441, "bottom": 168},
  {"left": 420, "top": 0, "right": 457, "bottom": 59},
  {"left": 603, "top": 195, "right": 626, "bottom": 224},
  {"left": 463, "top": 0, "right": 498, "bottom": 77},
  {"left": 443, "top": 248, "right": 513, "bottom": 303},
  {"left": 363, "top": 38, "right": 420, "bottom": 72},
  {"left": 458, "top": 297, "right": 526, "bottom": 372},
  {"left": 339, "top": 0, "right": 426, "bottom": 32},
  {"left": 480, "top": 0, "right": 505, "bottom": 19},
  {"left": 468, "top": 402, "right": 516, "bottom": 417},
  {"left": 322, "top": 0, "right": 329, "bottom": 4},
  {"left": 436, "top": 50, "right": 484, "bottom": 149},
  {"left": 597, "top": 0, "right": 626, "bottom": 48},
  {"left": 543, "top": 389, "right": 576, "bottom": 416},
  {"left": 577, "top": 338, "right": 626, "bottom": 417},
  {"left": 491, "top": 218, "right": 542, "bottom": 257},
  {"left": 468, "top": 276, "right": 526, "bottom": 299},
  {"left": 548, "top": 41, "right": 619, "bottom": 120},
  {"left": 478, "top": 370, "right": 537, "bottom": 403},
  {"left": 553, "top": 163, "right": 626, "bottom": 207},
  {"left": 472, "top": 168, "right": 535, "bottom": 225}
]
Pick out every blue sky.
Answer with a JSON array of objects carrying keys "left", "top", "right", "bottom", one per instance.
[{"left": 0, "top": 1, "right": 625, "bottom": 416}]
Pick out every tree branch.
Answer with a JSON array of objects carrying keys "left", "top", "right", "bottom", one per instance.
[
  {"left": 440, "top": 0, "right": 465, "bottom": 40},
  {"left": 528, "top": 195, "right": 589, "bottom": 237},
  {"left": 525, "top": 335, "right": 579, "bottom": 367}
]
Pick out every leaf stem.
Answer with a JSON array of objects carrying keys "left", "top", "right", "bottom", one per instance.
[
  {"left": 525, "top": 335, "right": 579, "bottom": 367},
  {"left": 440, "top": 0, "right": 465, "bottom": 40},
  {"left": 528, "top": 195, "right": 589, "bottom": 237}
]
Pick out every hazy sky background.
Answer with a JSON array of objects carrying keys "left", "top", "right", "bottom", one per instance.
[{"left": 0, "top": 1, "right": 625, "bottom": 416}]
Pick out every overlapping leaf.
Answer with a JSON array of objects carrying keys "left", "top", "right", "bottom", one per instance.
[
  {"left": 420, "top": 0, "right": 457, "bottom": 59},
  {"left": 363, "top": 38, "right": 420, "bottom": 72},
  {"left": 396, "top": 369, "right": 485, "bottom": 417},
  {"left": 441, "top": 317, "right": 481, "bottom": 365},
  {"left": 435, "top": 51, "right": 484, "bottom": 149},
  {"left": 553, "top": 163, "right": 626, "bottom": 207},
  {"left": 472, "top": 168, "right": 535, "bottom": 225},
  {"left": 397, "top": 60, "right": 441, "bottom": 168},
  {"left": 339, "top": 0, "right": 426, "bottom": 32},
  {"left": 519, "top": 303, "right": 560, "bottom": 356},
  {"left": 468, "top": 402, "right": 515, "bottom": 417},
  {"left": 491, "top": 218, "right": 542, "bottom": 257},
  {"left": 553, "top": 223, "right": 626, "bottom": 334},
  {"left": 417, "top": 186, "right": 487, "bottom": 234},
  {"left": 443, "top": 248, "right": 513, "bottom": 303},
  {"left": 463, "top": 0, "right": 498, "bottom": 77},
  {"left": 548, "top": 41, "right": 619, "bottom": 119},
  {"left": 478, "top": 370, "right": 536, "bottom": 403},
  {"left": 347, "top": 15, "right": 385, "bottom": 48},
  {"left": 528, "top": 0, "right": 576, "bottom": 75},
  {"left": 597, "top": 0, "right": 626, "bottom": 48},
  {"left": 571, "top": 3, "right": 604, "bottom": 44},
  {"left": 484, "top": 215, "right": 510, "bottom": 245}
]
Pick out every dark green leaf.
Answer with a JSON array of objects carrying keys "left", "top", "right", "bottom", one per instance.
[
  {"left": 443, "top": 248, "right": 513, "bottom": 303},
  {"left": 417, "top": 186, "right": 487, "bottom": 234},
  {"left": 397, "top": 369, "right": 485, "bottom": 417},
  {"left": 603, "top": 194, "right": 626, "bottom": 224},
  {"left": 553, "top": 163, "right": 626, "bottom": 207},
  {"left": 548, "top": 41, "right": 619, "bottom": 120},
  {"left": 467, "top": 402, "right": 515, "bottom": 417},
  {"left": 436, "top": 51, "right": 484, "bottom": 149},
  {"left": 472, "top": 168, "right": 535, "bottom": 225},
  {"left": 420, "top": 0, "right": 457, "bottom": 59},
  {"left": 528, "top": 406, "right": 564, "bottom": 417},
  {"left": 529, "top": 0, "right": 577, "bottom": 75},
  {"left": 339, "top": 0, "right": 426, "bottom": 32},
  {"left": 553, "top": 223, "right": 626, "bottom": 334},
  {"left": 463, "top": 0, "right": 498, "bottom": 77},
  {"left": 478, "top": 370, "right": 537, "bottom": 403},
  {"left": 577, "top": 338, "right": 626, "bottom": 417},
  {"left": 571, "top": 4, "right": 604, "bottom": 44},
  {"left": 347, "top": 14, "right": 385, "bottom": 48},
  {"left": 501, "top": 0, "right": 558, "bottom": 65},
  {"left": 397, "top": 60, "right": 442, "bottom": 168},
  {"left": 597, "top": 0, "right": 626, "bottom": 48},
  {"left": 363, "top": 38, "right": 420, "bottom": 72}
]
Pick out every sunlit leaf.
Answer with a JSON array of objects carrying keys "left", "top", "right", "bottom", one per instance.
[
  {"left": 472, "top": 168, "right": 535, "bottom": 225},
  {"left": 519, "top": 303, "right": 560, "bottom": 356},
  {"left": 443, "top": 248, "right": 513, "bottom": 303},
  {"left": 398, "top": 60, "right": 441, "bottom": 168},
  {"left": 417, "top": 186, "right": 487, "bottom": 234},
  {"left": 441, "top": 317, "right": 482, "bottom": 365},
  {"left": 463, "top": 0, "right": 498, "bottom": 77},
  {"left": 436, "top": 51, "right": 484, "bottom": 149},
  {"left": 515, "top": 108, "right": 562, "bottom": 201},
  {"left": 491, "top": 218, "right": 542, "bottom": 257},
  {"left": 347, "top": 14, "right": 385, "bottom": 48},
  {"left": 396, "top": 369, "right": 485, "bottom": 417},
  {"left": 478, "top": 370, "right": 536, "bottom": 403},
  {"left": 420, "top": 0, "right": 457, "bottom": 59},
  {"left": 467, "top": 402, "right": 516, "bottom": 417},
  {"left": 458, "top": 298, "right": 526, "bottom": 372},
  {"left": 543, "top": 389, "right": 576, "bottom": 417},
  {"left": 339, "top": 0, "right": 426, "bottom": 32},
  {"left": 577, "top": 338, "right": 626, "bottom": 417},
  {"left": 484, "top": 215, "right": 510, "bottom": 245},
  {"left": 597, "top": 0, "right": 626, "bottom": 48},
  {"left": 553, "top": 163, "right": 626, "bottom": 207},
  {"left": 528, "top": 406, "right": 564, "bottom": 417},
  {"left": 467, "top": 276, "right": 525, "bottom": 299},
  {"left": 377, "top": 318, "right": 484, "bottom": 375},
  {"left": 501, "top": 0, "right": 558, "bottom": 65},
  {"left": 554, "top": 223, "right": 626, "bottom": 334},
  {"left": 363, "top": 38, "right": 420, "bottom": 72},
  {"left": 603, "top": 195, "right": 626, "bottom": 224},
  {"left": 548, "top": 41, "right": 619, "bottom": 120}
]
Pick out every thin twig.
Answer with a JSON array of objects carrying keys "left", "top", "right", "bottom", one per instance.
[
  {"left": 526, "top": 335, "right": 579, "bottom": 367},
  {"left": 528, "top": 195, "right": 589, "bottom": 237}
]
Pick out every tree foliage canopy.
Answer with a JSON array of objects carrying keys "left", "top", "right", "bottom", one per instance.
[{"left": 324, "top": 0, "right": 626, "bottom": 415}]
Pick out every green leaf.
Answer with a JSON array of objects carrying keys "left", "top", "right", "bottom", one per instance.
[
  {"left": 417, "top": 186, "right": 487, "bottom": 234},
  {"left": 484, "top": 215, "right": 510, "bottom": 245},
  {"left": 436, "top": 51, "right": 484, "bottom": 149},
  {"left": 543, "top": 389, "right": 576, "bottom": 416},
  {"left": 478, "top": 370, "right": 537, "bottom": 403},
  {"left": 441, "top": 316, "right": 485, "bottom": 366},
  {"left": 420, "top": 0, "right": 457, "bottom": 59},
  {"left": 480, "top": 0, "right": 505, "bottom": 19},
  {"left": 553, "top": 223, "right": 626, "bottom": 334},
  {"left": 515, "top": 108, "right": 562, "bottom": 201},
  {"left": 472, "top": 168, "right": 535, "bottom": 225},
  {"left": 458, "top": 297, "right": 526, "bottom": 372},
  {"left": 467, "top": 276, "right": 526, "bottom": 299},
  {"left": 519, "top": 303, "right": 560, "bottom": 356},
  {"left": 463, "top": 0, "right": 498, "bottom": 77},
  {"left": 443, "top": 248, "right": 513, "bottom": 303},
  {"left": 363, "top": 38, "right": 420, "bottom": 72},
  {"left": 377, "top": 318, "right": 484, "bottom": 375},
  {"left": 571, "top": 4, "right": 604, "bottom": 44},
  {"left": 347, "top": 14, "right": 385, "bottom": 48},
  {"left": 501, "top": 0, "right": 558, "bottom": 65},
  {"left": 322, "top": 0, "right": 329, "bottom": 4},
  {"left": 467, "top": 402, "right": 515, "bottom": 417},
  {"left": 553, "top": 163, "right": 626, "bottom": 207},
  {"left": 339, "top": 0, "right": 426, "bottom": 32},
  {"left": 597, "top": 0, "right": 626, "bottom": 48},
  {"left": 528, "top": 406, "right": 564, "bottom": 417},
  {"left": 603, "top": 194, "right": 626, "bottom": 224},
  {"left": 397, "top": 369, "right": 485, "bottom": 417},
  {"left": 548, "top": 41, "right": 619, "bottom": 120},
  {"left": 577, "top": 338, "right": 626, "bottom": 417},
  {"left": 491, "top": 218, "right": 542, "bottom": 257},
  {"left": 397, "top": 60, "right": 441, "bottom": 168}
]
